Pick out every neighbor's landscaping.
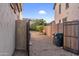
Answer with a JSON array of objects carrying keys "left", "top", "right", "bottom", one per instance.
[{"left": 30, "top": 19, "right": 46, "bottom": 32}]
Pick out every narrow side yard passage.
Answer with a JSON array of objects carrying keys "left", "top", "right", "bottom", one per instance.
[{"left": 30, "top": 31, "right": 77, "bottom": 56}]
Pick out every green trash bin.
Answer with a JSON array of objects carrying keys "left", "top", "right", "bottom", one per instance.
[{"left": 53, "top": 33, "right": 63, "bottom": 47}]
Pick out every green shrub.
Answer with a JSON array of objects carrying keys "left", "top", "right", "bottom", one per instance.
[
  {"left": 30, "top": 24, "right": 36, "bottom": 31},
  {"left": 36, "top": 25, "right": 44, "bottom": 32},
  {"left": 30, "top": 19, "right": 46, "bottom": 31}
]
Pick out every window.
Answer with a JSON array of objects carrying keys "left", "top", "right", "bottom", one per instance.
[
  {"left": 59, "top": 20, "right": 61, "bottom": 23},
  {"left": 59, "top": 4, "right": 61, "bottom": 14},
  {"left": 62, "top": 17, "right": 67, "bottom": 22},
  {"left": 66, "top": 3, "right": 69, "bottom": 9}
]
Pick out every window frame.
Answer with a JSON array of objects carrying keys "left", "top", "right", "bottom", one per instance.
[
  {"left": 59, "top": 4, "right": 61, "bottom": 14},
  {"left": 66, "top": 3, "right": 69, "bottom": 9}
]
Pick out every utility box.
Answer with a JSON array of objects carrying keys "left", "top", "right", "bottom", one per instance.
[{"left": 15, "top": 20, "right": 30, "bottom": 55}]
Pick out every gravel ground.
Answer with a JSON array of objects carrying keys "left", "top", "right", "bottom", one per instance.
[{"left": 30, "top": 31, "right": 77, "bottom": 56}]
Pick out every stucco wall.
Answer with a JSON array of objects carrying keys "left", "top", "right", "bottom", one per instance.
[
  {"left": 55, "top": 3, "right": 79, "bottom": 24},
  {"left": 0, "top": 4, "right": 17, "bottom": 56}
]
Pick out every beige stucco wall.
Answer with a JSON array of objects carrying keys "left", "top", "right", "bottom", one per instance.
[
  {"left": 0, "top": 4, "right": 17, "bottom": 56},
  {"left": 55, "top": 3, "right": 79, "bottom": 24}
]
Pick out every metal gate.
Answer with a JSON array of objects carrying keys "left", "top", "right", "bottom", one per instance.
[{"left": 63, "top": 21, "right": 79, "bottom": 54}]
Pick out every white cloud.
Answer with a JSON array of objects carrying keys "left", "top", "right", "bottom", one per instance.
[{"left": 38, "top": 10, "right": 47, "bottom": 15}]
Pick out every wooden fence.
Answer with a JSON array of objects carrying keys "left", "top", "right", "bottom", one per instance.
[
  {"left": 43, "top": 22, "right": 63, "bottom": 38},
  {"left": 57, "top": 23, "right": 64, "bottom": 33},
  {"left": 15, "top": 20, "right": 30, "bottom": 55},
  {"left": 63, "top": 21, "right": 79, "bottom": 54},
  {"left": 52, "top": 23, "right": 58, "bottom": 35},
  {"left": 45, "top": 24, "right": 52, "bottom": 38},
  {"left": 43, "top": 20, "right": 79, "bottom": 54}
]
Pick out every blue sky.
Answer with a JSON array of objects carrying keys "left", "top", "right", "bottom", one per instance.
[{"left": 22, "top": 3, "right": 54, "bottom": 23}]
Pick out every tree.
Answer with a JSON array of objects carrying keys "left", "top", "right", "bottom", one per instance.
[{"left": 30, "top": 19, "right": 46, "bottom": 32}]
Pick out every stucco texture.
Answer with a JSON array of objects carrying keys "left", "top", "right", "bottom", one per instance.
[{"left": 0, "top": 4, "right": 17, "bottom": 56}]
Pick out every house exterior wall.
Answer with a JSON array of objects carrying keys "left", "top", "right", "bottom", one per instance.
[
  {"left": 0, "top": 3, "right": 21, "bottom": 56},
  {"left": 55, "top": 3, "right": 79, "bottom": 24}
]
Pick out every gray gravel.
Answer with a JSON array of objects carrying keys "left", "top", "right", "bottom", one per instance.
[{"left": 30, "top": 31, "right": 77, "bottom": 56}]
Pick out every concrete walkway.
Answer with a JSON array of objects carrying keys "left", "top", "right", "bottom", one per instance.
[
  {"left": 30, "top": 31, "right": 77, "bottom": 56},
  {"left": 14, "top": 50, "right": 26, "bottom": 56}
]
